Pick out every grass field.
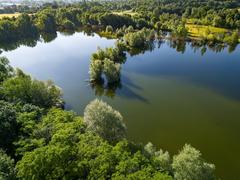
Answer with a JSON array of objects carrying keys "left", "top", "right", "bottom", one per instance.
[
  {"left": 0, "top": 13, "right": 21, "bottom": 19},
  {"left": 186, "top": 23, "right": 229, "bottom": 39},
  {"left": 112, "top": 10, "right": 138, "bottom": 16}
]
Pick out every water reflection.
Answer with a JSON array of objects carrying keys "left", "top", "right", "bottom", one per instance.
[
  {"left": 90, "top": 75, "right": 149, "bottom": 103},
  {"left": 89, "top": 38, "right": 239, "bottom": 100},
  {"left": 1, "top": 30, "right": 239, "bottom": 102},
  {"left": 0, "top": 35, "right": 39, "bottom": 52},
  {"left": 41, "top": 33, "right": 57, "bottom": 43},
  {"left": 0, "top": 29, "right": 238, "bottom": 54},
  {"left": 90, "top": 80, "right": 122, "bottom": 98}
]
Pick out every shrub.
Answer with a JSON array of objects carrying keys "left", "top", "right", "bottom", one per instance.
[
  {"left": 106, "top": 25, "right": 113, "bottom": 33},
  {"left": 172, "top": 144, "right": 215, "bottom": 180},
  {"left": 0, "top": 149, "right": 15, "bottom": 179},
  {"left": 2, "top": 69, "right": 63, "bottom": 108},
  {"left": 89, "top": 59, "right": 103, "bottom": 82},
  {"left": 84, "top": 99, "right": 126, "bottom": 142},
  {"left": 0, "top": 57, "right": 13, "bottom": 83},
  {"left": 103, "top": 58, "right": 121, "bottom": 84}
]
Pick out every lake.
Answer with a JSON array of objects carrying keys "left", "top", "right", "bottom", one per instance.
[{"left": 2, "top": 32, "right": 240, "bottom": 179}]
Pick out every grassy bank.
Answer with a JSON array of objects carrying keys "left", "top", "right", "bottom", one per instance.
[
  {"left": 186, "top": 23, "right": 231, "bottom": 39},
  {"left": 0, "top": 13, "right": 21, "bottom": 19},
  {"left": 112, "top": 10, "right": 139, "bottom": 17}
]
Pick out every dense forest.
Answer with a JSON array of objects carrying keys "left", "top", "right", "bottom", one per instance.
[
  {"left": 1, "top": 0, "right": 240, "bottom": 179},
  {"left": 0, "top": 0, "right": 239, "bottom": 45}
]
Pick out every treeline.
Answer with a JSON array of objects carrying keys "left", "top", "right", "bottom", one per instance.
[
  {"left": 0, "top": 0, "right": 239, "bottom": 46},
  {"left": 0, "top": 56, "right": 216, "bottom": 179}
]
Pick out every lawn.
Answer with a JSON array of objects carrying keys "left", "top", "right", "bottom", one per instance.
[
  {"left": 186, "top": 23, "right": 229, "bottom": 39},
  {"left": 0, "top": 13, "right": 21, "bottom": 19},
  {"left": 112, "top": 10, "right": 139, "bottom": 16}
]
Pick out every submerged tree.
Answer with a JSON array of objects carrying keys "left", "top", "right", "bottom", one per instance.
[
  {"left": 124, "top": 31, "right": 145, "bottom": 48},
  {"left": 89, "top": 45, "right": 126, "bottom": 84},
  {"left": 103, "top": 58, "right": 121, "bottom": 84},
  {"left": 84, "top": 99, "right": 126, "bottom": 143},
  {"left": 89, "top": 59, "right": 103, "bottom": 82}
]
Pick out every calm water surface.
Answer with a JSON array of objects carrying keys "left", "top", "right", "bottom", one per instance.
[{"left": 2, "top": 32, "right": 240, "bottom": 179}]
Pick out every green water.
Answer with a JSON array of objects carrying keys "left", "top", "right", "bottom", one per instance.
[{"left": 2, "top": 32, "right": 240, "bottom": 179}]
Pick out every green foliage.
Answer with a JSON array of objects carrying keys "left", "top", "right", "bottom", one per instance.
[
  {"left": 99, "top": 13, "right": 135, "bottom": 29},
  {"left": 89, "top": 59, "right": 103, "bottom": 82},
  {"left": 56, "top": 7, "right": 81, "bottom": 28},
  {"left": 0, "top": 14, "right": 37, "bottom": 43},
  {"left": 224, "top": 31, "right": 239, "bottom": 45},
  {"left": 0, "top": 19, "right": 17, "bottom": 42},
  {"left": 103, "top": 58, "right": 121, "bottom": 84},
  {"left": 0, "top": 0, "right": 239, "bottom": 46},
  {"left": 0, "top": 95, "right": 216, "bottom": 179},
  {"left": 16, "top": 104, "right": 43, "bottom": 137},
  {"left": 1, "top": 69, "right": 63, "bottom": 108},
  {"left": 172, "top": 144, "right": 215, "bottom": 180},
  {"left": 15, "top": 107, "right": 173, "bottom": 179},
  {"left": 89, "top": 46, "right": 126, "bottom": 83},
  {"left": 0, "top": 101, "right": 17, "bottom": 151},
  {"left": 144, "top": 142, "right": 172, "bottom": 172},
  {"left": 35, "top": 8, "right": 57, "bottom": 33},
  {"left": 15, "top": 13, "right": 38, "bottom": 38},
  {"left": 0, "top": 57, "right": 13, "bottom": 83},
  {"left": 0, "top": 149, "right": 15, "bottom": 180},
  {"left": 61, "top": 19, "right": 75, "bottom": 30},
  {"left": 0, "top": 100, "right": 43, "bottom": 153},
  {"left": 173, "top": 24, "right": 188, "bottom": 37},
  {"left": 84, "top": 99, "right": 126, "bottom": 143},
  {"left": 123, "top": 28, "right": 155, "bottom": 48},
  {"left": 91, "top": 46, "right": 126, "bottom": 64},
  {"left": 124, "top": 31, "right": 145, "bottom": 47},
  {"left": 106, "top": 25, "right": 113, "bottom": 33}
]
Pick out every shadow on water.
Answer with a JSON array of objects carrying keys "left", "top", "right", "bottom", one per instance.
[
  {"left": 0, "top": 32, "right": 58, "bottom": 52},
  {"left": 90, "top": 75, "right": 149, "bottom": 103},
  {"left": 89, "top": 38, "right": 240, "bottom": 102},
  {"left": 125, "top": 40, "right": 240, "bottom": 102}
]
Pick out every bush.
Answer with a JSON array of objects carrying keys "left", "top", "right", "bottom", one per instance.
[
  {"left": 172, "top": 144, "right": 215, "bottom": 180},
  {"left": 84, "top": 99, "right": 126, "bottom": 142},
  {"left": 0, "top": 101, "right": 17, "bottom": 151},
  {"left": 0, "top": 149, "right": 15, "bottom": 179},
  {"left": 124, "top": 31, "right": 145, "bottom": 47},
  {"left": 124, "top": 28, "right": 155, "bottom": 48},
  {"left": 106, "top": 25, "right": 113, "bottom": 33},
  {"left": 103, "top": 58, "right": 121, "bottom": 84},
  {"left": 2, "top": 69, "right": 63, "bottom": 108},
  {"left": 0, "top": 57, "right": 13, "bottom": 83},
  {"left": 89, "top": 59, "right": 103, "bottom": 82},
  {"left": 62, "top": 19, "right": 75, "bottom": 30}
]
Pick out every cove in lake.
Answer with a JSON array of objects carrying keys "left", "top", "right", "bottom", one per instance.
[{"left": 2, "top": 32, "right": 240, "bottom": 179}]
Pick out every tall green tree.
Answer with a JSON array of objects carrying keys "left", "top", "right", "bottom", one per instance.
[
  {"left": 0, "top": 57, "right": 13, "bottom": 83},
  {"left": 172, "top": 144, "right": 215, "bottom": 180},
  {"left": 84, "top": 99, "right": 126, "bottom": 143}
]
